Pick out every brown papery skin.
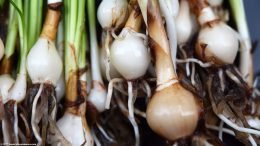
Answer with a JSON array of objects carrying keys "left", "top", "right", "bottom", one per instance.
[
  {"left": 125, "top": 5, "right": 142, "bottom": 32},
  {"left": 40, "top": 8, "right": 60, "bottom": 41},
  {"left": 189, "top": 0, "right": 209, "bottom": 17},
  {"left": 146, "top": 0, "right": 200, "bottom": 141},
  {"left": 66, "top": 71, "right": 78, "bottom": 106},
  {"left": 0, "top": 55, "right": 13, "bottom": 74}
]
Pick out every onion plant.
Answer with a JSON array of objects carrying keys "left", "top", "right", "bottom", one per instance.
[
  {"left": 0, "top": 2, "right": 18, "bottom": 74},
  {"left": 0, "top": 0, "right": 259, "bottom": 145},
  {"left": 54, "top": 0, "right": 93, "bottom": 145},
  {"left": 87, "top": 0, "right": 107, "bottom": 113},
  {"left": 145, "top": 0, "right": 200, "bottom": 141},
  {"left": 1, "top": 0, "right": 42, "bottom": 144}
]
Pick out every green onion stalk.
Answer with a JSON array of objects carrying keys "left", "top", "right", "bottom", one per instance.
[
  {"left": 1, "top": 0, "right": 43, "bottom": 144},
  {"left": 55, "top": 0, "right": 93, "bottom": 145},
  {"left": 2, "top": 0, "right": 28, "bottom": 144},
  {"left": 27, "top": 0, "right": 43, "bottom": 49},
  {"left": 229, "top": 0, "right": 253, "bottom": 86},
  {"left": 87, "top": 0, "right": 107, "bottom": 119},
  {"left": 0, "top": 2, "right": 18, "bottom": 74}
]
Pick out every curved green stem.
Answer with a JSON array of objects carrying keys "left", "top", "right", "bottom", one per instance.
[{"left": 5, "top": 3, "right": 18, "bottom": 58}]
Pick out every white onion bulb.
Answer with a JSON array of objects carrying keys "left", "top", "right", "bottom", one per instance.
[
  {"left": 207, "top": 0, "right": 223, "bottom": 7},
  {"left": 196, "top": 21, "right": 239, "bottom": 65},
  {"left": 0, "top": 38, "right": 4, "bottom": 60},
  {"left": 110, "top": 29, "right": 150, "bottom": 80},
  {"left": 0, "top": 74, "right": 14, "bottom": 103},
  {"left": 97, "top": 0, "right": 128, "bottom": 29},
  {"left": 8, "top": 73, "right": 27, "bottom": 102},
  {"left": 176, "top": 0, "right": 197, "bottom": 44},
  {"left": 57, "top": 112, "right": 93, "bottom": 146},
  {"left": 88, "top": 81, "right": 107, "bottom": 112},
  {"left": 26, "top": 38, "right": 62, "bottom": 86}
]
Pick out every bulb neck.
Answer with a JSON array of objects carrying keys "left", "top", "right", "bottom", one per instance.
[
  {"left": 124, "top": 6, "right": 142, "bottom": 32},
  {"left": 40, "top": 8, "right": 61, "bottom": 41},
  {"left": 147, "top": 0, "right": 177, "bottom": 85}
]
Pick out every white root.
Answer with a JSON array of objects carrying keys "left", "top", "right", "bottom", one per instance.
[
  {"left": 96, "top": 123, "right": 115, "bottom": 142},
  {"left": 218, "top": 114, "right": 260, "bottom": 136},
  {"left": 20, "top": 113, "right": 30, "bottom": 137},
  {"left": 115, "top": 89, "right": 140, "bottom": 146},
  {"left": 225, "top": 70, "right": 241, "bottom": 85},
  {"left": 248, "top": 134, "right": 257, "bottom": 146},
  {"left": 178, "top": 46, "right": 190, "bottom": 76},
  {"left": 253, "top": 76, "right": 260, "bottom": 88},
  {"left": 105, "top": 31, "right": 112, "bottom": 81},
  {"left": 50, "top": 94, "right": 57, "bottom": 119},
  {"left": 218, "top": 69, "right": 225, "bottom": 92},
  {"left": 2, "top": 119, "right": 11, "bottom": 143},
  {"left": 206, "top": 124, "right": 235, "bottom": 136},
  {"left": 91, "top": 129, "right": 101, "bottom": 146},
  {"left": 142, "top": 80, "right": 151, "bottom": 99},
  {"left": 127, "top": 82, "right": 134, "bottom": 118},
  {"left": 134, "top": 108, "right": 146, "bottom": 118},
  {"left": 31, "top": 83, "right": 44, "bottom": 146},
  {"left": 176, "top": 58, "right": 212, "bottom": 68},
  {"left": 218, "top": 121, "right": 224, "bottom": 141},
  {"left": 207, "top": 124, "right": 257, "bottom": 146},
  {"left": 14, "top": 102, "right": 19, "bottom": 143},
  {"left": 106, "top": 78, "right": 124, "bottom": 109},
  {"left": 111, "top": 29, "right": 119, "bottom": 40},
  {"left": 127, "top": 81, "right": 140, "bottom": 146},
  {"left": 191, "top": 63, "right": 196, "bottom": 86},
  {"left": 18, "top": 127, "right": 26, "bottom": 143}
]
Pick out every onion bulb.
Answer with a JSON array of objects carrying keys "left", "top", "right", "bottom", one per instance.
[
  {"left": 26, "top": 9, "right": 62, "bottom": 86},
  {"left": 110, "top": 29, "right": 150, "bottom": 80},
  {"left": 196, "top": 19, "right": 239, "bottom": 65},
  {"left": 0, "top": 74, "right": 14, "bottom": 103},
  {"left": 8, "top": 74, "right": 27, "bottom": 102},
  {"left": 0, "top": 38, "right": 4, "bottom": 60},
  {"left": 147, "top": 84, "right": 199, "bottom": 140},
  {"left": 97, "top": 0, "right": 128, "bottom": 30},
  {"left": 26, "top": 38, "right": 62, "bottom": 86},
  {"left": 189, "top": 0, "right": 239, "bottom": 65},
  {"left": 146, "top": 0, "right": 200, "bottom": 141},
  {"left": 110, "top": 9, "right": 150, "bottom": 80},
  {"left": 88, "top": 81, "right": 107, "bottom": 112},
  {"left": 57, "top": 112, "right": 94, "bottom": 146}
]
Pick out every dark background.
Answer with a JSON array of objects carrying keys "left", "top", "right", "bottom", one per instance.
[{"left": 245, "top": 0, "right": 260, "bottom": 76}]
